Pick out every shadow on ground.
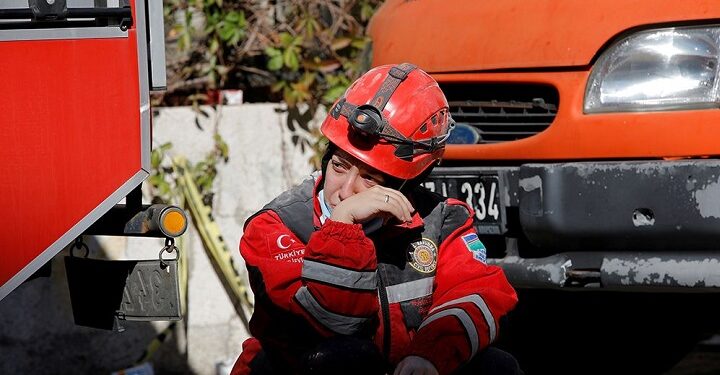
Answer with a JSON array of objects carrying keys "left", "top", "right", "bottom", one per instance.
[{"left": 0, "top": 241, "right": 194, "bottom": 375}]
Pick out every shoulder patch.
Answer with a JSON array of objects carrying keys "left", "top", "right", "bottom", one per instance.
[
  {"left": 408, "top": 238, "right": 438, "bottom": 273},
  {"left": 462, "top": 233, "right": 486, "bottom": 263},
  {"left": 267, "top": 231, "right": 305, "bottom": 263}
]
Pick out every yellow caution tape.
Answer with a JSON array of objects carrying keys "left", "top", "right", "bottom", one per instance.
[
  {"left": 173, "top": 157, "right": 253, "bottom": 329},
  {"left": 135, "top": 207, "right": 189, "bottom": 365},
  {"left": 135, "top": 322, "right": 176, "bottom": 364},
  {"left": 177, "top": 219, "right": 189, "bottom": 316},
  {"left": 136, "top": 157, "right": 253, "bottom": 364}
]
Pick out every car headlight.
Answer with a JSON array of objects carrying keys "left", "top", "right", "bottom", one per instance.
[{"left": 584, "top": 26, "right": 720, "bottom": 113}]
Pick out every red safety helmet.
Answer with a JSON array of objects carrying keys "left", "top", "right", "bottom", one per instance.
[{"left": 320, "top": 63, "right": 453, "bottom": 180}]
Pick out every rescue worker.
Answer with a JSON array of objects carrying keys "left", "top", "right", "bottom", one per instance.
[{"left": 231, "top": 63, "right": 521, "bottom": 375}]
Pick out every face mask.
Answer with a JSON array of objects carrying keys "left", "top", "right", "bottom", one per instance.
[{"left": 318, "top": 189, "right": 333, "bottom": 219}]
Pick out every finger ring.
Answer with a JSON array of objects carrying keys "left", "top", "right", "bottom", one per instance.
[{"left": 384, "top": 194, "right": 390, "bottom": 203}]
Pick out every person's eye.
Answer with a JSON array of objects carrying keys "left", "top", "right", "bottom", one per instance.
[
  {"left": 331, "top": 160, "right": 346, "bottom": 171},
  {"left": 363, "top": 175, "right": 382, "bottom": 186}
]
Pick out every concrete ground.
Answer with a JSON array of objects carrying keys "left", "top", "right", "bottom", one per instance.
[{"left": 664, "top": 337, "right": 720, "bottom": 375}]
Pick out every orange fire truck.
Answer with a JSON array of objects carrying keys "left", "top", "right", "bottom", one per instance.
[
  {"left": 370, "top": 1, "right": 720, "bottom": 373},
  {"left": 0, "top": 0, "right": 187, "bottom": 330}
]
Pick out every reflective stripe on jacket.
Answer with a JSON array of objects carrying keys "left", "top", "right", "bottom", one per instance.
[{"left": 233, "top": 176, "right": 518, "bottom": 375}]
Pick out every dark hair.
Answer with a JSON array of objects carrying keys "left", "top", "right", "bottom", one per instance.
[
  {"left": 321, "top": 143, "right": 437, "bottom": 194},
  {"left": 320, "top": 142, "right": 337, "bottom": 177}
]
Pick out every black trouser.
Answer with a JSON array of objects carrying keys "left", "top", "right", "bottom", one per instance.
[
  {"left": 249, "top": 337, "right": 523, "bottom": 375},
  {"left": 454, "top": 347, "right": 525, "bottom": 375}
]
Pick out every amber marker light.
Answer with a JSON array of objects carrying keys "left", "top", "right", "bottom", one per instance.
[{"left": 160, "top": 207, "right": 188, "bottom": 237}]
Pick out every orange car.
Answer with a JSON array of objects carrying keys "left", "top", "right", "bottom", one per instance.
[{"left": 370, "top": 1, "right": 720, "bottom": 373}]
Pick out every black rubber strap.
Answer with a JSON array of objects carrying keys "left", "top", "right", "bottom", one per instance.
[
  {"left": 379, "top": 120, "right": 410, "bottom": 142},
  {"left": 369, "top": 63, "right": 416, "bottom": 111},
  {"left": 330, "top": 97, "right": 353, "bottom": 120},
  {"left": 329, "top": 63, "right": 430, "bottom": 160}
]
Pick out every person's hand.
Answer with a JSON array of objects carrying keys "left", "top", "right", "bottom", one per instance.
[
  {"left": 330, "top": 185, "right": 414, "bottom": 225},
  {"left": 393, "top": 356, "right": 438, "bottom": 375}
]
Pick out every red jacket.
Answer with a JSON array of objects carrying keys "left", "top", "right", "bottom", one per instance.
[{"left": 232, "top": 177, "right": 517, "bottom": 375}]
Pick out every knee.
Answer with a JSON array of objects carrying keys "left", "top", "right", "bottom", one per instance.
[
  {"left": 457, "top": 347, "right": 524, "bottom": 375},
  {"left": 488, "top": 348, "right": 523, "bottom": 375},
  {"left": 303, "top": 336, "right": 386, "bottom": 375}
]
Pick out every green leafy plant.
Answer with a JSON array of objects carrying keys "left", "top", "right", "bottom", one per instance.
[
  {"left": 152, "top": 0, "right": 382, "bottom": 201},
  {"left": 161, "top": 0, "right": 381, "bottom": 110},
  {"left": 148, "top": 131, "right": 229, "bottom": 207},
  {"left": 149, "top": 142, "right": 175, "bottom": 203}
]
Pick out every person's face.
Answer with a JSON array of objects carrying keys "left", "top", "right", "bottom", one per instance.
[{"left": 323, "top": 149, "right": 387, "bottom": 209}]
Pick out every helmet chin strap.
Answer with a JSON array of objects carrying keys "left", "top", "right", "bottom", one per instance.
[{"left": 398, "top": 179, "right": 408, "bottom": 191}]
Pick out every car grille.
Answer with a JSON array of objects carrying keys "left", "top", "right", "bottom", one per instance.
[{"left": 440, "top": 83, "right": 559, "bottom": 144}]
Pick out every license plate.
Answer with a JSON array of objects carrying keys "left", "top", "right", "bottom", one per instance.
[
  {"left": 423, "top": 174, "right": 502, "bottom": 234},
  {"left": 65, "top": 256, "right": 182, "bottom": 330}
]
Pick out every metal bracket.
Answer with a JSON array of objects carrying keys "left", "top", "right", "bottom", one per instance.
[
  {"left": 0, "top": 1, "right": 133, "bottom": 31},
  {"left": 29, "top": 0, "right": 68, "bottom": 21},
  {"left": 84, "top": 187, "right": 188, "bottom": 238}
]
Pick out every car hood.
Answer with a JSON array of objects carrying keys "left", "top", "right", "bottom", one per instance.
[{"left": 368, "top": 0, "right": 720, "bottom": 72}]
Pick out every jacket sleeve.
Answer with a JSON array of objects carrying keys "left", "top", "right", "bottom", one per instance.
[
  {"left": 407, "top": 203, "right": 518, "bottom": 374},
  {"left": 241, "top": 211, "right": 379, "bottom": 336}
]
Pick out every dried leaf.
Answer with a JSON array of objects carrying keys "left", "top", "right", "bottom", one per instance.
[{"left": 331, "top": 37, "right": 352, "bottom": 51}]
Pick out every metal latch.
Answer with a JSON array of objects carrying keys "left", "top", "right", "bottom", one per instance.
[{"left": 29, "top": 0, "right": 68, "bottom": 21}]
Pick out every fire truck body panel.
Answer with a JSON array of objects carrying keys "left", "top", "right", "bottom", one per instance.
[{"left": 0, "top": 0, "right": 155, "bottom": 301}]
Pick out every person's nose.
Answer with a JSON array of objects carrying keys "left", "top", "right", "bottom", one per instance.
[{"left": 338, "top": 168, "right": 363, "bottom": 201}]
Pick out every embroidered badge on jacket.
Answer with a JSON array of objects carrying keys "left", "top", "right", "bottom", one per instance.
[
  {"left": 462, "top": 233, "right": 486, "bottom": 263},
  {"left": 267, "top": 232, "right": 304, "bottom": 263},
  {"left": 408, "top": 238, "right": 438, "bottom": 273}
]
